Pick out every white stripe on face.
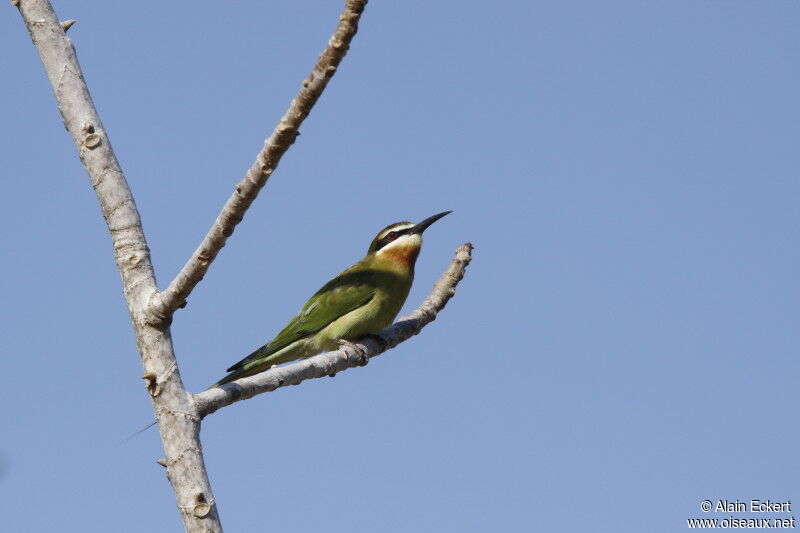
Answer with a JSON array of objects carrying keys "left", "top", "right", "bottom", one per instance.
[{"left": 375, "top": 232, "right": 422, "bottom": 256}]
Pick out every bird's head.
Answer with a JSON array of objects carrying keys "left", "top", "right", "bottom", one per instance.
[{"left": 367, "top": 211, "right": 451, "bottom": 267}]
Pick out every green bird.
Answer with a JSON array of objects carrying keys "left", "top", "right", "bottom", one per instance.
[{"left": 211, "top": 211, "right": 451, "bottom": 387}]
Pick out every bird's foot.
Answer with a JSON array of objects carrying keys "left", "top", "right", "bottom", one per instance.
[
  {"left": 335, "top": 338, "right": 360, "bottom": 350},
  {"left": 335, "top": 338, "right": 369, "bottom": 367}
]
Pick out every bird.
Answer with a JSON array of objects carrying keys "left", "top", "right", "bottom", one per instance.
[{"left": 211, "top": 211, "right": 452, "bottom": 387}]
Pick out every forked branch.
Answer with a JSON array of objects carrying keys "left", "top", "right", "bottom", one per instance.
[
  {"left": 15, "top": 1, "right": 372, "bottom": 531},
  {"left": 149, "top": 0, "right": 369, "bottom": 321},
  {"left": 194, "top": 243, "right": 473, "bottom": 417},
  {"left": 16, "top": 1, "right": 470, "bottom": 531}
]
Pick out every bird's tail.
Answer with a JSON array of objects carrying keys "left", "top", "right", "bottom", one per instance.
[
  {"left": 207, "top": 364, "right": 265, "bottom": 389},
  {"left": 208, "top": 343, "right": 288, "bottom": 388}
]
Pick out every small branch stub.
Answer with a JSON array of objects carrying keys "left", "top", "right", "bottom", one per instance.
[
  {"left": 142, "top": 372, "right": 161, "bottom": 397},
  {"left": 60, "top": 19, "right": 76, "bottom": 31},
  {"left": 193, "top": 493, "right": 212, "bottom": 518},
  {"left": 84, "top": 132, "right": 101, "bottom": 149}
]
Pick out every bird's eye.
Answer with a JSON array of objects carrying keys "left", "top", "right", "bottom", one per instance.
[{"left": 387, "top": 231, "right": 399, "bottom": 241}]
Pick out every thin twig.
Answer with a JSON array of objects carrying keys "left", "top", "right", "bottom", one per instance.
[
  {"left": 149, "top": 0, "right": 369, "bottom": 322},
  {"left": 194, "top": 243, "right": 474, "bottom": 418}
]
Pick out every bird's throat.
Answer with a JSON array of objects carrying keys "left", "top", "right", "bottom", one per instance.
[{"left": 379, "top": 243, "right": 420, "bottom": 269}]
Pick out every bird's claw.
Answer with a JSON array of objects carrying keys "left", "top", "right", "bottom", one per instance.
[
  {"left": 335, "top": 338, "right": 359, "bottom": 350},
  {"left": 335, "top": 338, "right": 369, "bottom": 366}
]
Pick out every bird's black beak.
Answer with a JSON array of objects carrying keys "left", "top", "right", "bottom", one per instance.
[{"left": 410, "top": 211, "right": 452, "bottom": 234}]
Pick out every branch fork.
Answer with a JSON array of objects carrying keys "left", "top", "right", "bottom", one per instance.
[{"left": 15, "top": 0, "right": 474, "bottom": 531}]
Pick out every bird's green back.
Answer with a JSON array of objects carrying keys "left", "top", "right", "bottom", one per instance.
[{"left": 225, "top": 260, "right": 410, "bottom": 374}]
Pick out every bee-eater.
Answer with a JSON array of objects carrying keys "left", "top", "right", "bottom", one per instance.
[{"left": 211, "top": 211, "right": 451, "bottom": 387}]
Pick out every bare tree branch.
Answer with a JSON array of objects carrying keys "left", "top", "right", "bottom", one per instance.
[
  {"left": 149, "top": 0, "right": 369, "bottom": 321},
  {"left": 194, "top": 243, "right": 473, "bottom": 418},
  {"left": 14, "top": 1, "right": 284, "bottom": 530},
  {"left": 17, "top": 1, "right": 374, "bottom": 529},
  {"left": 17, "top": 1, "right": 468, "bottom": 531}
]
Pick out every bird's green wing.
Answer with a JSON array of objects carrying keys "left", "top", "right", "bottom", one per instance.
[{"left": 226, "top": 271, "right": 376, "bottom": 373}]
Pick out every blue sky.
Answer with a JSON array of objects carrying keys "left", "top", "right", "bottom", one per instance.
[{"left": 1, "top": 1, "right": 798, "bottom": 531}]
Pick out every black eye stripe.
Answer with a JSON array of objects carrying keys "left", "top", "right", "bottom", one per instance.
[{"left": 375, "top": 227, "right": 412, "bottom": 251}]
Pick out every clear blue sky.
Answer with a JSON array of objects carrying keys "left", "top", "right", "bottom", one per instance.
[{"left": 1, "top": 1, "right": 798, "bottom": 531}]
